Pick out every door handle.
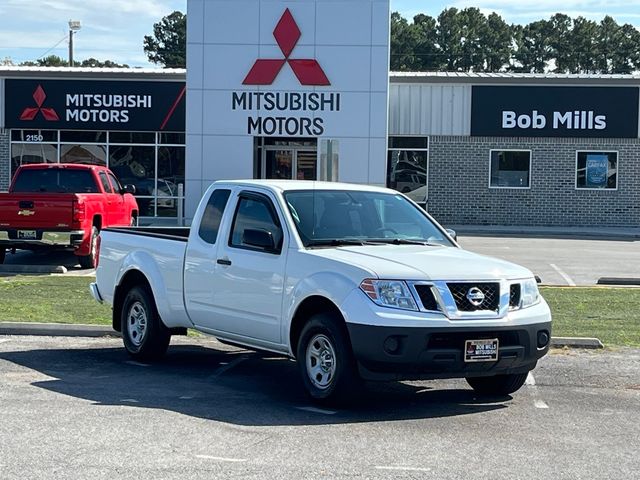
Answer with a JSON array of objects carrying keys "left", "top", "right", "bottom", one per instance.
[{"left": 216, "top": 258, "right": 232, "bottom": 266}]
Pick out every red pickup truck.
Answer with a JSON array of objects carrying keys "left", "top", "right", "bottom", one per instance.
[{"left": 0, "top": 164, "right": 138, "bottom": 268}]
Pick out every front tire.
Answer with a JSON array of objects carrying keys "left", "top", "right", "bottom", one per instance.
[
  {"left": 466, "top": 373, "right": 529, "bottom": 396},
  {"left": 121, "top": 285, "right": 170, "bottom": 361},
  {"left": 297, "top": 313, "right": 361, "bottom": 404},
  {"left": 79, "top": 227, "right": 98, "bottom": 269}
]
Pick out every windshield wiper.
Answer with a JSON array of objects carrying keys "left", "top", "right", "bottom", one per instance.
[
  {"left": 306, "top": 239, "right": 379, "bottom": 248},
  {"left": 369, "top": 238, "right": 444, "bottom": 246}
]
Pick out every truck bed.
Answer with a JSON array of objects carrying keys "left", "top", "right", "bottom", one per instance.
[{"left": 104, "top": 226, "right": 190, "bottom": 241}]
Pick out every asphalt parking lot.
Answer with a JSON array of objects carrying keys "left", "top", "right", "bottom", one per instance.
[
  {"left": 3, "top": 235, "right": 639, "bottom": 285},
  {"left": 0, "top": 336, "right": 638, "bottom": 479}
]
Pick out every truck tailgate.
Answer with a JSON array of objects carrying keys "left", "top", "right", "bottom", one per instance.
[{"left": 0, "top": 193, "right": 75, "bottom": 229}]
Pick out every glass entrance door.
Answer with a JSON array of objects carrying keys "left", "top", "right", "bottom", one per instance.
[{"left": 262, "top": 147, "right": 317, "bottom": 180}]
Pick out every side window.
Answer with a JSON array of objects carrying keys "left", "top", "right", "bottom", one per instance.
[
  {"left": 198, "top": 189, "right": 231, "bottom": 244},
  {"left": 230, "top": 195, "right": 283, "bottom": 253},
  {"left": 107, "top": 172, "right": 123, "bottom": 193},
  {"left": 98, "top": 172, "right": 113, "bottom": 193}
]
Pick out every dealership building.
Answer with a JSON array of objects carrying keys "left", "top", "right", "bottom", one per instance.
[{"left": 1, "top": 0, "right": 639, "bottom": 227}]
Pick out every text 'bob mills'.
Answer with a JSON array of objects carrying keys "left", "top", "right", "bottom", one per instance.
[{"left": 502, "top": 110, "right": 607, "bottom": 131}]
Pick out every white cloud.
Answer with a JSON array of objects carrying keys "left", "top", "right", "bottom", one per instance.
[{"left": 0, "top": 0, "right": 186, "bottom": 66}]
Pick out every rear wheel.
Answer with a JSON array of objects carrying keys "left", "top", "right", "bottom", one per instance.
[
  {"left": 79, "top": 227, "right": 98, "bottom": 269},
  {"left": 121, "top": 285, "right": 170, "bottom": 361},
  {"left": 130, "top": 215, "right": 138, "bottom": 227},
  {"left": 466, "top": 373, "right": 529, "bottom": 396},
  {"left": 297, "top": 313, "right": 361, "bottom": 404}
]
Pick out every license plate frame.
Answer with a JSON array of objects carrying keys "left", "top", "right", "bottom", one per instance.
[
  {"left": 18, "top": 230, "right": 37, "bottom": 240},
  {"left": 465, "top": 338, "right": 499, "bottom": 363}
]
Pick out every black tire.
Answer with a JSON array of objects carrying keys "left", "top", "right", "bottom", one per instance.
[
  {"left": 79, "top": 226, "right": 98, "bottom": 269},
  {"left": 0, "top": 248, "right": 5, "bottom": 264},
  {"left": 130, "top": 215, "right": 138, "bottom": 227},
  {"left": 466, "top": 373, "right": 529, "bottom": 396},
  {"left": 121, "top": 285, "right": 170, "bottom": 361},
  {"left": 296, "top": 312, "right": 361, "bottom": 404}
]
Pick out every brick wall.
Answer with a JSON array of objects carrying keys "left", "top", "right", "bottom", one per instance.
[
  {"left": 0, "top": 130, "right": 9, "bottom": 192},
  {"left": 428, "top": 136, "right": 640, "bottom": 227}
]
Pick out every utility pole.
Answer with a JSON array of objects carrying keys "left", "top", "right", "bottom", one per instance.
[{"left": 68, "top": 20, "right": 81, "bottom": 66}]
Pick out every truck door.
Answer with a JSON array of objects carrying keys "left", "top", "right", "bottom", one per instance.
[
  {"left": 185, "top": 189, "right": 286, "bottom": 345},
  {"left": 97, "top": 171, "right": 118, "bottom": 225}
]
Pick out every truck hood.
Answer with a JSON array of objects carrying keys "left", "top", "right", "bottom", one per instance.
[{"left": 308, "top": 245, "right": 533, "bottom": 281}]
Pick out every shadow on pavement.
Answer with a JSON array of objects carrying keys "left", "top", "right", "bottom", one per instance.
[
  {"left": 3, "top": 249, "right": 90, "bottom": 272},
  {"left": 0, "top": 342, "right": 509, "bottom": 425}
]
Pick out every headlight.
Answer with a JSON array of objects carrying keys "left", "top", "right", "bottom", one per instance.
[
  {"left": 521, "top": 278, "right": 541, "bottom": 308},
  {"left": 360, "top": 279, "right": 418, "bottom": 311}
]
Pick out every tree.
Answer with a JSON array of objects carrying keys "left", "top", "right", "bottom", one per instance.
[
  {"left": 458, "top": 7, "right": 488, "bottom": 71},
  {"left": 483, "top": 13, "right": 513, "bottom": 72},
  {"left": 390, "top": 12, "right": 419, "bottom": 71},
  {"left": 568, "top": 17, "right": 598, "bottom": 73},
  {"left": 511, "top": 21, "right": 553, "bottom": 72},
  {"left": 412, "top": 13, "right": 441, "bottom": 71},
  {"left": 20, "top": 55, "right": 69, "bottom": 67},
  {"left": 437, "top": 8, "right": 464, "bottom": 70},
  {"left": 144, "top": 11, "right": 186, "bottom": 68},
  {"left": 80, "top": 58, "right": 129, "bottom": 68}
]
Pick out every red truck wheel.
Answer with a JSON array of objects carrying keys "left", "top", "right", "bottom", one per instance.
[{"left": 79, "top": 227, "right": 98, "bottom": 269}]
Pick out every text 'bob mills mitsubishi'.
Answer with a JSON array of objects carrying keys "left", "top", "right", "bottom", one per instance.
[{"left": 91, "top": 181, "right": 552, "bottom": 403}]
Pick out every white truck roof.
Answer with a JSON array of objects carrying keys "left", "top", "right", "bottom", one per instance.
[{"left": 210, "top": 180, "right": 395, "bottom": 194}]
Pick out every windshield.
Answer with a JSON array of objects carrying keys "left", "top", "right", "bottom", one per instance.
[{"left": 283, "top": 190, "right": 454, "bottom": 247}]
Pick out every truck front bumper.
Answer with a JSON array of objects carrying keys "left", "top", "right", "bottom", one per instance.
[
  {"left": 340, "top": 288, "right": 552, "bottom": 381},
  {"left": 347, "top": 322, "right": 551, "bottom": 381},
  {"left": 0, "top": 230, "right": 85, "bottom": 249}
]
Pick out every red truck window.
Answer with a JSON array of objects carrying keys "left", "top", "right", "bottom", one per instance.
[
  {"left": 12, "top": 169, "right": 100, "bottom": 194},
  {"left": 98, "top": 172, "right": 113, "bottom": 193}
]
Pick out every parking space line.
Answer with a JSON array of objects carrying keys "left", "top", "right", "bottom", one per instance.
[
  {"left": 526, "top": 372, "right": 536, "bottom": 386},
  {"left": 195, "top": 455, "right": 247, "bottom": 463},
  {"left": 296, "top": 406, "right": 337, "bottom": 415},
  {"left": 0, "top": 339, "right": 9, "bottom": 344},
  {"left": 375, "top": 466, "right": 431, "bottom": 472},
  {"left": 209, "top": 355, "right": 248, "bottom": 379},
  {"left": 549, "top": 263, "right": 576, "bottom": 286},
  {"left": 125, "top": 361, "right": 151, "bottom": 367},
  {"left": 121, "top": 399, "right": 139, "bottom": 403},
  {"left": 534, "top": 400, "right": 549, "bottom": 409}
]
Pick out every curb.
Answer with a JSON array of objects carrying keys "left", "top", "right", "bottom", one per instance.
[
  {"left": 0, "top": 265, "right": 67, "bottom": 274},
  {"left": 0, "top": 322, "right": 119, "bottom": 338},
  {"left": 597, "top": 277, "right": 640, "bottom": 286},
  {"left": 550, "top": 337, "right": 604, "bottom": 349}
]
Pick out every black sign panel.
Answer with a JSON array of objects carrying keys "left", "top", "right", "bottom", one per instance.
[
  {"left": 471, "top": 86, "right": 639, "bottom": 138},
  {"left": 5, "top": 79, "right": 185, "bottom": 132}
]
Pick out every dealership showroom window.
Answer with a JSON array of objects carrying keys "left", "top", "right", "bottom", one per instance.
[{"left": 10, "top": 129, "right": 185, "bottom": 218}]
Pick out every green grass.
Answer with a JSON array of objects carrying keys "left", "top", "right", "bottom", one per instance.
[
  {"left": 0, "top": 275, "right": 111, "bottom": 325},
  {"left": 541, "top": 287, "right": 640, "bottom": 347},
  {"left": 0, "top": 277, "right": 637, "bottom": 347}
]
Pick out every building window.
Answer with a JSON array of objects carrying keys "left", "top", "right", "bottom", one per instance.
[
  {"left": 9, "top": 129, "right": 185, "bottom": 218},
  {"left": 489, "top": 150, "right": 531, "bottom": 189},
  {"left": 576, "top": 151, "right": 618, "bottom": 190},
  {"left": 387, "top": 136, "right": 428, "bottom": 206}
]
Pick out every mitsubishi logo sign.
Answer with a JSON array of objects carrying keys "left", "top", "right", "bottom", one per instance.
[
  {"left": 243, "top": 9, "right": 330, "bottom": 86},
  {"left": 19, "top": 85, "right": 60, "bottom": 121}
]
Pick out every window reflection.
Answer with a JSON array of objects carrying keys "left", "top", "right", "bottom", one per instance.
[{"left": 387, "top": 150, "right": 428, "bottom": 204}]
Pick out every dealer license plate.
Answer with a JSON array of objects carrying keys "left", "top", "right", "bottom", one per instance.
[
  {"left": 18, "top": 230, "right": 37, "bottom": 240},
  {"left": 465, "top": 339, "right": 499, "bottom": 363}
]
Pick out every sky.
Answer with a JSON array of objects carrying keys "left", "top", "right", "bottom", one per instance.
[{"left": 0, "top": 1, "right": 639, "bottom": 68}]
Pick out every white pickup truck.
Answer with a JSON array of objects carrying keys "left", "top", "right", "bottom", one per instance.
[{"left": 91, "top": 180, "right": 551, "bottom": 402}]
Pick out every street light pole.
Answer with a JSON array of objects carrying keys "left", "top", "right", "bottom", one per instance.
[{"left": 68, "top": 20, "right": 81, "bottom": 66}]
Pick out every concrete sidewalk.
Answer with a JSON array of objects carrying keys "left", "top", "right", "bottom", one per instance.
[{"left": 450, "top": 225, "right": 640, "bottom": 239}]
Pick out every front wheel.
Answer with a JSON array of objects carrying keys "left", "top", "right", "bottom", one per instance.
[
  {"left": 121, "top": 285, "right": 170, "bottom": 361},
  {"left": 466, "top": 373, "right": 529, "bottom": 396},
  {"left": 297, "top": 313, "right": 361, "bottom": 404}
]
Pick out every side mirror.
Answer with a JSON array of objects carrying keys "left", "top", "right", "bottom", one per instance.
[
  {"left": 445, "top": 228, "right": 457, "bottom": 241},
  {"left": 243, "top": 228, "right": 276, "bottom": 252},
  {"left": 122, "top": 184, "right": 136, "bottom": 195}
]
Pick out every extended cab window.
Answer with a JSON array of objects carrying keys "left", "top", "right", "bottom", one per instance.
[
  {"left": 198, "top": 189, "right": 231, "bottom": 244},
  {"left": 230, "top": 195, "right": 283, "bottom": 253},
  {"left": 98, "top": 172, "right": 113, "bottom": 193},
  {"left": 107, "top": 172, "right": 123, "bottom": 193},
  {"left": 12, "top": 169, "right": 100, "bottom": 193}
]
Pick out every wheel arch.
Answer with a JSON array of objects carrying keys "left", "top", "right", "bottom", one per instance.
[
  {"left": 112, "top": 269, "right": 153, "bottom": 332},
  {"left": 289, "top": 295, "right": 347, "bottom": 359}
]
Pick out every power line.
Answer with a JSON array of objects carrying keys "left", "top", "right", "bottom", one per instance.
[{"left": 33, "top": 34, "right": 69, "bottom": 61}]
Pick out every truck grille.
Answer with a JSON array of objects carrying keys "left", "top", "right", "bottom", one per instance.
[
  {"left": 509, "top": 284, "right": 521, "bottom": 309},
  {"left": 414, "top": 285, "right": 439, "bottom": 311},
  {"left": 447, "top": 283, "right": 500, "bottom": 312}
]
